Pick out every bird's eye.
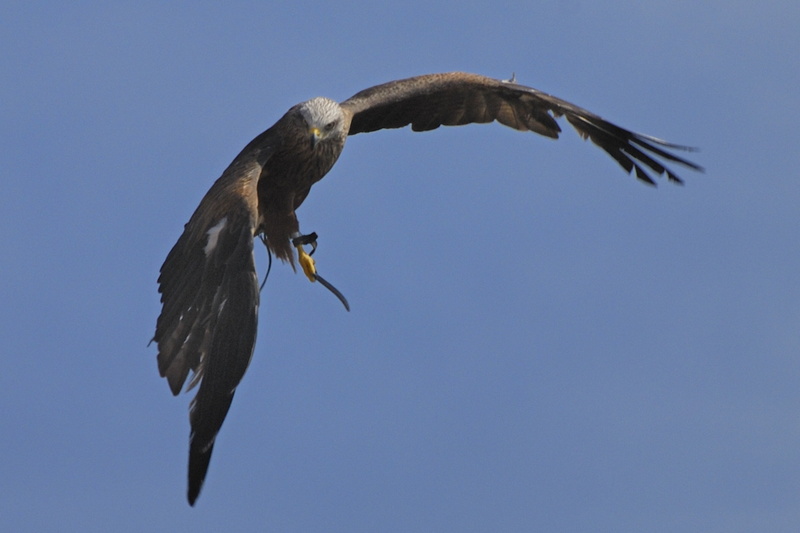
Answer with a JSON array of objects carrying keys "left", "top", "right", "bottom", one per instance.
[{"left": 324, "top": 121, "right": 337, "bottom": 132}]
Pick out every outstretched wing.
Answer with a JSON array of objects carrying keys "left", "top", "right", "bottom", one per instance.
[
  {"left": 340, "top": 72, "right": 702, "bottom": 185},
  {"left": 154, "top": 161, "right": 262, "bottom": 505}
]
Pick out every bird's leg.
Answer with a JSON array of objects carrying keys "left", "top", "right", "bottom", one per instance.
[
  {"left": 291, "top": 232, "right": 318, "bottom": 282},
  {"left": 290, "top": 231, "right": 350, "bottom": 312}
]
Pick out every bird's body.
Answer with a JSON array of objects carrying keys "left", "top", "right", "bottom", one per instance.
[
  {"left": 153, "top": 72, "right": 702, "bottom": 505},
  {"left": 256, "top": 98, "right": 349, "bottom": 263}
]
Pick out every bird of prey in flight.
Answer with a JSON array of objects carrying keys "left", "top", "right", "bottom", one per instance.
[{"left": 152, "top": 72, "right": 702, "bottom": 505}]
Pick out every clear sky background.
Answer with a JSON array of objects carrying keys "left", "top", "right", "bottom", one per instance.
[{"left": 2, "top": 2, "right": 798, "bottom": 532}]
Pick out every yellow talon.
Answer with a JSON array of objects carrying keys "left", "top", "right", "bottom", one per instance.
[
  {"left": 295, "top": 244, "right": 317, "bottom": 282},
  {"left": 291, "top": 235, "right": 350, "bottom": 311}
]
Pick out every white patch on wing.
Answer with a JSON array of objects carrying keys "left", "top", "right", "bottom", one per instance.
[{"left": 204, "top": 217, "right": 228, "bottom": 255}]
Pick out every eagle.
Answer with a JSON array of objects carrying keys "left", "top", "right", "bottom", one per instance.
[{"left": 153, "top": 72, "right": 702, "bottom": 505}]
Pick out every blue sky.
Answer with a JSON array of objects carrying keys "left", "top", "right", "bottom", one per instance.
[{"left": 2, "top": 2, "right": 799, "bottom": 531}]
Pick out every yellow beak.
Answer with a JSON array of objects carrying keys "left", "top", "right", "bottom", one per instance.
[{"left": 310, "top": 127, "right": 321, "bottom": 149}]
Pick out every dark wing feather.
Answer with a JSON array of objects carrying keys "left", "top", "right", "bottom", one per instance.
[
  {"left": 185, "top": 219, "right": 259, "bottom": 505},
  {"left": 341, "top": 72, "right": 702, "bottom": 184},
  {"left": 154, "top": 157, "right": 263, "bottom": 505},
  {"left": 342, "top": 72, "right": 561, "bottom": 136}
]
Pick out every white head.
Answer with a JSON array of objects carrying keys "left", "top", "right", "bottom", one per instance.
[{"left": 299, "top": 97, "right": 345, "bottom": 148}]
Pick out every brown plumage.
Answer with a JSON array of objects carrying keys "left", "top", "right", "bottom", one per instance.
[{"left": 153, "top": 72, "right": 702, "bottom": 505}]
